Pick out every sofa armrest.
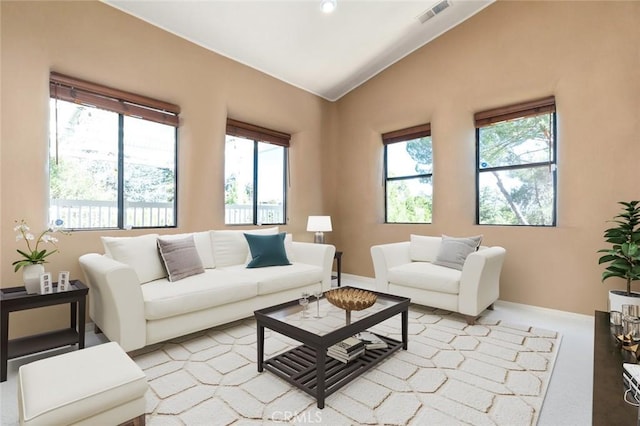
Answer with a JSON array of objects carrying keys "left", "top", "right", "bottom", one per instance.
[
  {"left": 458, "top": 246, "right": 506, "bottom": 316},
  {"left": 291, "top": 242, "right": 336, "bottom": 291},
  {"left": 78, "top": 253, "right": 147, "bottom": 351},
  {"left": 370, "top": 242, "right": 411, "bottom": 292}
]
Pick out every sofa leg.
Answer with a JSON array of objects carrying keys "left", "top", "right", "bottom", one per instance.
[
  {"left": 487, "top": 304, "right": 494, "bottom": 311},
  {"left": 464, "top": 315, "right": 477, "bottom": 325},
  {"left": 94, "top": 324, "right": 103, "bottom": 334}
]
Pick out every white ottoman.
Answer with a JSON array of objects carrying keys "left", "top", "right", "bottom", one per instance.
[{"left": 17, "top": 342, "right": 148, "bottom": 426}]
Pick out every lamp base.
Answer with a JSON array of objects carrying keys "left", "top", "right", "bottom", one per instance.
[{"left": 314, "top": 232, "right": 325, "bottom": 244}]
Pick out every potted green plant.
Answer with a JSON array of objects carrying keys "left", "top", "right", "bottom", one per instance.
[{"left": 598, "top": 200, "right": 640, "bottom": 311}]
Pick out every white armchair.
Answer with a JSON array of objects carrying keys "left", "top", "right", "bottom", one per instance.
[{"left": 371, "top": 236, "right": 506, "bottom": 324}]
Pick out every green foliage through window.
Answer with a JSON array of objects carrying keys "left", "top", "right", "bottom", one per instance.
[
  {"left": 384, "top": 135, "right": 433, "bottom": 224},
  {"left": 49, "top": 99, "right": 177, "bottom": 229},
  {"left": 476, "top": 106, "right": 557, "bottom": 226}
]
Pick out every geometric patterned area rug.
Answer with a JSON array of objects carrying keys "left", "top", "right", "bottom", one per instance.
[{"left": 131, "top": 305, "right": 561, "bottom": 426}]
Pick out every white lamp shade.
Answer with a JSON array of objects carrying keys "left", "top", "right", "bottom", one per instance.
[{"left": 306, "top": 216, "right": 332, "bottom": 232}]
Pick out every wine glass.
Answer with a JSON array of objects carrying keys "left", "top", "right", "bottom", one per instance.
[
  {"left": 313, "top": 289, "right": 323, "bottom": 318},
  {"left": 299, "top": 297, "right": 309, "bottom": 318}
]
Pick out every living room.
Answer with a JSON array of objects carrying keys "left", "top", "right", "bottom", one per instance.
[{"left": 1, "top": 0, "right": 638, "bottom": 424}]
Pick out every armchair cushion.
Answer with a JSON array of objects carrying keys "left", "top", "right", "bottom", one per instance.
[
  {"left": 388, "top": 262, "right": 461, "bottom": 294},
  {"left": 433, "top": 234, "right": 483, "bottom": 270},
  {"left": 409, "top": 235, "right": 441, "bottom": 262}
]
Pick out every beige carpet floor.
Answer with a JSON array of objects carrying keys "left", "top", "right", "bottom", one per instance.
[{"left": 131, "top": 305, "right": 561, "bottom": 425}]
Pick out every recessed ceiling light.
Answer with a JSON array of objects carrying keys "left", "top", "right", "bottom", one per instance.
[{"left": 320, "top": 0, "right": 336, "bottom": 14}]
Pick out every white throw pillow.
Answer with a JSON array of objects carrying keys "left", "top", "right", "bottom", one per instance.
[
  {"left": 284, "top": 233, "right": 296, "bottom": 263},
  {"left": 157, "top": 231, "right": 215, "bottom": 269},
  {"left": 101, "top": 234, "right": 165, "bottom": 284},
  {"left": 213, "top": 227, "right": 279, "bottom": 267},
  {"left": 409, "top": 234, "right": 442, "bottom": 262},
  {"left": 433, "top": 234, "right": 483, "bottom": 271}
]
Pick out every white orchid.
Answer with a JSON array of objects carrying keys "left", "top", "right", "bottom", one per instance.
[{"left": 12, "top": 219, "right": 69, "bottom": 272}]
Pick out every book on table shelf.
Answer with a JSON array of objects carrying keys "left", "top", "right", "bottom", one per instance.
[
  {"left": 327, "top": 336, "right": 366, "bottom": 363},
  {"left": 330, "top": 336, "right": 365, "bottom": 354},
  {"left": 355, "top": 331, "right": 388, "bottom": 350},
  {"left": 327, "top": 347, "right": 365, "bottom": 363}
]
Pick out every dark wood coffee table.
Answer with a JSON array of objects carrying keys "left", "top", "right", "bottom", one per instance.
[{"left": 254, "top": 288, "right": 409, "bottom": 408}]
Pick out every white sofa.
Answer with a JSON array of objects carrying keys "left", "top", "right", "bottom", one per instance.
[
  {"left": 79, "top": 228, "right": 335, "bottom": 351},
  {"left": 371, "top": 235, "right": 506, "bottom": 324}
]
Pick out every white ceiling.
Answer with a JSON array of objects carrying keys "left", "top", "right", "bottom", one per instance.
[{"left": 104, "top": 0, "right": 494, "bottom": 101}]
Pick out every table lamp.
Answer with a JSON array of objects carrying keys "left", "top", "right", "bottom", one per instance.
[{"left": 306, "top": 216, "right": 332, "bottom": 244}]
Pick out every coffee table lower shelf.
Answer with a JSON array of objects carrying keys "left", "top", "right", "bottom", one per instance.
[{"left": 263, "top": 335, "right": 401, "bottom": 406}]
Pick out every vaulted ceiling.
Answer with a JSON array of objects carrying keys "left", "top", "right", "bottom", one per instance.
[{"left": 104, "top": 1, "right": 494, "bottom": 101}]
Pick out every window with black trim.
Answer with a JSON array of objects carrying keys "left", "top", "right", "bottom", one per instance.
[
  {"left": 475, "top": 96, "right": 557, "bottom": 226},
  {"left": 383, "top": 124, "right": 433, "bottom": 223},
  {"left": 225, "top": 119, "right": 289, "bottom": 225},
  {"left": 49, "top": 72, "right": 179, "bottom": 229}
]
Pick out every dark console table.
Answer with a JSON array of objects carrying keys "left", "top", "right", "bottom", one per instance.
[
  {"left": 1, "top": 280, "right": 88, "bottom": 382},
  {"left": 593, "top": 310, "right": 637, "bottom": 425}
]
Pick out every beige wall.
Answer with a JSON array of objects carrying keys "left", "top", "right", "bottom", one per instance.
[
  {"left": 1, "top": 1, "right": 638, "bottom": 340},
  {"left": 0, "top": 1, "right": 332, "bottom": 337},
  {"left": 332, "top": 1, "right": 640, "bottom": 315}
]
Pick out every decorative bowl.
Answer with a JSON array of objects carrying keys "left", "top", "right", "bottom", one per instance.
[{"left": 325, "top": 288, "right": 377, "bottom": 311}]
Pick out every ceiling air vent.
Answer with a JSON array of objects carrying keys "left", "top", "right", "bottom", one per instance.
[{"left": 417, "top": 0, "right": 451, "bottom": 24}]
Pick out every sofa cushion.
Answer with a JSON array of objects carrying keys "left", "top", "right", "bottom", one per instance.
[
  {"left": 142, "top": 270, "right": 257, "bottom": 320},
  {"left": 409, "top": 234, "right": 442, "bottom": 262},
  {"left": 388, "top": 262, "right": 461, "bottom": 295},
  {"left": 433, "top": 234, "right": 483, "bottom": 271},
  {"left": 212, "top": 227, "right": 279, "bottom": 267},
  {"left": 284, "top": 233, "right": 296, "bottom": 262},
  {"left": 158, "top": 231, "right": 215, "bottom": 269},
  {"left": 245, "top": 232, "right": 291, "bottom": 268},
  {"left": 157, "top": 236, "right": 205, "bottom": 282},
  {"left": 101, "top": 234, "right": 165, "bottom": 284},
  {"left": 222, "top": 263, "right": 323, "bottom": 296}
]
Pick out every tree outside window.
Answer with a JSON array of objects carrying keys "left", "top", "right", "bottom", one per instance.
[
  {"left": 49, "top": 73, "right": 178, "bottom": 229},
  {"left": 475, "top": 97, "right": 557, "bottom": 226},
  {"left": 383, "top": 124, "right": 433, "bottom": 224}
]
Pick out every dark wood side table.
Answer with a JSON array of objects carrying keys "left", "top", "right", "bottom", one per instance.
[
  {"left": 332, "top": 251, "right": 343, "bottom": 287},
  {"left": 593, "top": 310, "right": 637, "bottom": 425},
  {"left": 1, "top": 280, "right": 88, "bottom": 382}
]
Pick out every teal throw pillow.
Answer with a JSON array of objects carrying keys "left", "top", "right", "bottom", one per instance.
[{"left": 244, "top": 232, "right": 291, "bottom": 268}]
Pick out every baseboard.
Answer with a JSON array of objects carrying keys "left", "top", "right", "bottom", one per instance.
[
  {"left": 494, "top": 300, "right": 594, "bottom": 323},
  {"left": 342, "top": 273, "right": 374, "bottom": 284}
]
